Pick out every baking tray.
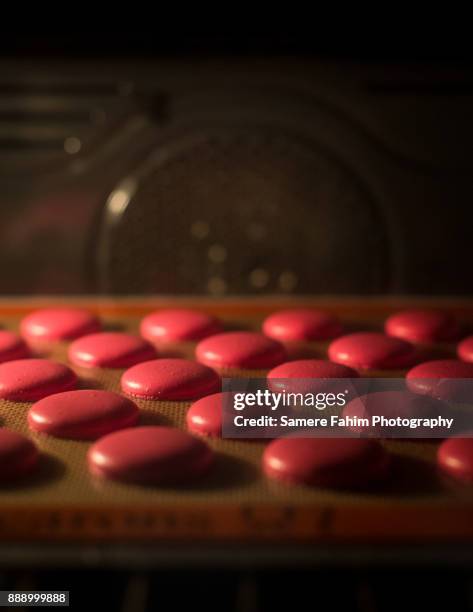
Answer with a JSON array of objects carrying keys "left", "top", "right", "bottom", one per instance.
[{"left": 0, "top": 297, "right": 472, "bottom": 544}]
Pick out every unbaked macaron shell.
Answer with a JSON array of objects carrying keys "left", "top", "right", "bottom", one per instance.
[
  {"left": 267, "top": 359, "right": 359, "bottom": 394},
  {"left": 88, "top": 426, "right": 214, "bottom": 484},
  {"left": 0, "top": 330, "right": 31, "bottom": 363},
  {"left": 267, "top": 359, "right": 358, "bottom": 380},
  {"left": 140, "top": 309, "right": 222, "bottom": 342},
  {"left": 438, "top": 436, "right": 473, "bottom": 483},
  {"left": 0, "top": 428, "right": 39, "bottom": 481},
  {"left": 406, "top": 359, "right": 473, "bottom": 401},
  {"left": 0, "top": 359, "right": 77, "bottom": 402},
  {"left": 457, "top": 335, "right": 473, "bottom": 363},
  {"left": 196, "top": 331, "right": 286, "bottom": 369},
  {"left": 68, "top": 332, "right": 157, "bottom": 369},
  {"left": 186, "top": 392, "right": 231, "bottom": 437},
  {"left": 20, "top": 308, "right": 101, "bottom": 342},
  {"left": 28, "top": 389, "right": 139, "bottom": 440},
  {"left": 342, "top": 391, "right": 444, "bottom": 436},
  {"left": 121, "top": 358, "right": 221, "bottom": 400},
  {"left": 263, "top": 309, "right": 342, "bottom": 341},
  {"left": 385, "top": 309, "right": 460, "bottom": 343},
  {"left": 263, "top": 437, "right": 390, "bottom": 489},
  {"left": 328, "top": 332, "right": 415, "bottom": 370}
]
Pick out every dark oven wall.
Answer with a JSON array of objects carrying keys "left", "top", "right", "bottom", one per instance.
[{"left": 0, "top": 59, "right": 471, "bottom": 296}]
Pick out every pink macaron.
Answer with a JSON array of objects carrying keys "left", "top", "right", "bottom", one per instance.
[
  {"left": 28, "top": 389, "right": 139, "bottom": 440},
  {"left": 0, "top": 330, "right": 31, "bottom": 363},
  {"left": 385, "top": 309, "right": 460, "bottom": 343},
  {"left": 328, "top": 332, "right": 415, "bottom": 370},
  {"left": 68, "top": 332, "right": 157, "bottom": 369},
  {"left": 20, "top": 308, "right": 101, "bottom": 342},
  {"left": 263, "top": 309, "right": 342, "bottom": 342},
  {"left": 0, "top": 359, "right": 77, "bottom": 402},
  {"left": 263, "top": 437, "right": 390, "bottom": 489},
  {"left": 141, "top": 309, "right": 222, "bottom": 342},
  {"left": 196, "top": 331, "right": 286, "bottom": 370},
  {"left": 121, "top": 358, "right": 221, "bottom": 400},
  {"left": 0, "top": 428, "right": 39, "bottom": 481},
  {"left": 438, "top": 436, "right": 473, "bottom": 483},
  {"left": 88, "top": 426, "right": 214, "bottom": 484}
]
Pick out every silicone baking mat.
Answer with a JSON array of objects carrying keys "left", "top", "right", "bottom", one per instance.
[{"left": 0, "top": 297, "right": 472, "bottom": 543}]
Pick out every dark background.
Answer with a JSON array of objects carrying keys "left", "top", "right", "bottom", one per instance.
[
  {"left": 0, "top": 34, "right": 472, "bottom": 297},
  {"left": 0, "top": 31, "right": 472, "bottom": 59}
]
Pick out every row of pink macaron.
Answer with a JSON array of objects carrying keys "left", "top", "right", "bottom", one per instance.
[
  {"left": 1, "top": 306, "right": 473, "bottom": 371},
  {"left": 3, "top": 325, "right": 473, "bottom": 389},
  {"left": 0, "top": 363, "right": 469, "bottom": 487},
  {"left": 0, "top": 418, "right": 393, "bottom": 490},
  {"left": 0, "top": 306, "right": 471, "bottom": 487},
  {"left": 0, "top": 355, "right": 468, "bottom": 440},
  {"left": 1, "top": 392, "right": 469, "bottom": 489},
  {"left": 15, "top": 306, "right": 471, "bottom": 344},
  {"left": 0, "top": 379, "right": 390, "bottom": 488},
  {"left": 0, "top": 333, "right": 470, "bottom": 487},
  {"left": 0, "top": 389, "right": 469, "bottom": 489},
  {"left": 0, "top": 352, "right": 470, "bottom": 488}
]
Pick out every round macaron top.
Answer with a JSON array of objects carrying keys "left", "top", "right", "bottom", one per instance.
[
  {"left": 68, "top": 332, "right": 157, "bottom": 369},
  {"left": 0, "top": 359, "right": 77, "bottom": 402},
  {"left": 140, "top": 308, "right": 222, "bottom": 342},
  {"left": 406, "top": 359, "right": 473, "bottom": 400},
  {"left": 121, "top": 358, "right": 221, "bottom": 400},
  {"left": 262, "top": 309, "right": 342, "bottom": 341},
  {"left": 0, "top": 428, "right": 39, "bottom": 481},
  {"left": 267, "top": 359, "right": 359, "bottom": 395},
  {"left": 342, "top": 390, "right": 443, "bottom": 435},
  {"left": 186, "top": 392, "right": 230, "bottom": 437},
  {"left": 28, "top": 389, "right": 139, "bottom": 440},
  {"left": 263, "top": 437, "right": 389, "bottom": 489},
  {"left": 0, "top": 330, "right": 31, "bottom": 363},
  {"left": 457, "top": 335, "right": 473, "bottom": 363},
  {"left": 20, "top": 308, "right": 101, "bottom": 342},
  {"left": 438, "top": 436, "right": 473, "bottom": 483},
  {"left": 88, "top": 426, "right": 214, "bottom": 484},
  {"left": 196, "top": 331, "right": 286, "bottom": 369},
  {"left": 267, "top": 359, "right": 358, "bottom": 380},
  {"left": 385, "top": 309, "right": 460, "bottom": 343},
  {"left": 407, "top": 359, "right": 473, "bottom": 379},
  {"left": 328, "top": 332, "right": 415, "bottom": 370}
]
